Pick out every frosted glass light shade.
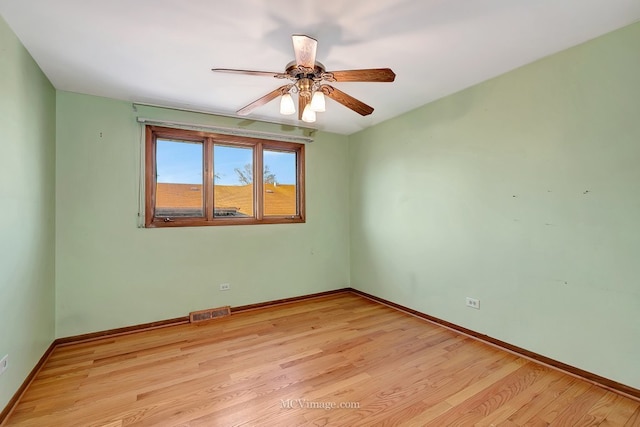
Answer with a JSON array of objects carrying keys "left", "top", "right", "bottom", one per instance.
[
  {"left": 301, "top": 104, "right": 316, "bottom": 123},
  {"left": 310, "top": 91, "right": 326, "bottom": 112},
  {"left": 279, "top": 93, "right": 295, "bottom": 115}
]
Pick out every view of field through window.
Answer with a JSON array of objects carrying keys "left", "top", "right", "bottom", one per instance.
[{"left": 155, "top": 139, "right": 298, "bottom": 218}]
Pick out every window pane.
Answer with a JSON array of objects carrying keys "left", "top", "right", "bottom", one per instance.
[
  {"left": 263, "top": 150, "right": 297, "bottom": 216},
  {"left": 214, "top": 145, "right": 254, "bottom": 217},
  {"left": 155, "top": 139, "right": 204, "bottom": 217}
]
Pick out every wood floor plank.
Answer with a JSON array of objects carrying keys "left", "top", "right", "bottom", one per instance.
[
  {"left": 505, "top": 373, "right": 578, "bottom": 424},
  {"left": 625, "top": 404, "right": 640, "bottom": 426},
  {"left": 534, "top": 379, "right": 595, "bottom": 424},
  {"left": 600, "top": 397, "right": 640, "bottom": 426},
  {"left": 473, "top": 368, "right": 566, "bottom": 426},
  {"left": 3, "top": 293, "right": 638, "bottom": 426}
]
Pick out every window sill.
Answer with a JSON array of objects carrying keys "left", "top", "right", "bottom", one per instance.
[{"left": 145, "top": 216, "right": 305, "bottom": 228}]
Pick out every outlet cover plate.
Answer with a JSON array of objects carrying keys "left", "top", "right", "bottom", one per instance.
[{"left": 466, "top": 297, "right": 480, "bottom": 309}]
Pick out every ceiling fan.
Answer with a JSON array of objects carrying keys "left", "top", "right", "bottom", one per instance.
[{"left": 212, "top": 35, "right": 395, "bottom": 123}]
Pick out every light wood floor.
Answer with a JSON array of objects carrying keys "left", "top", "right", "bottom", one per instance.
[{"left": 4, "top": 293, "right": 639, "bottom": 426}]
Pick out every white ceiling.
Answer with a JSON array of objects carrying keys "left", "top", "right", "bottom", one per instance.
[{"left": 1, "top": 1, "right": 639, "bottom": 135}]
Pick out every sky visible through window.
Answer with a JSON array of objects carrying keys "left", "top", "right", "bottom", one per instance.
[{"left": 156, "top": 139, "right": 296, "bottom": 185}]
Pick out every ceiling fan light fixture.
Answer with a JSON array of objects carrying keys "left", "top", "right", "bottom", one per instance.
[
  {"left": 301, "top": 104, "right": 316, "bottom": 123},
  {"left": 279, "top": 93, "right": 296, "bottom": 115},
  {"left": 213, "top": 34, "right": 393, "bottom": 120},
  {"left": 310, "top": 90, "right": 326, "bottom": 112}
]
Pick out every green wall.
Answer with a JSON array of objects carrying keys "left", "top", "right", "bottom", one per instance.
[
  {"left": 55, "top": 93, "right": 351, "bottom": 337},
  {"left": 0, "top": 16, "right": 56, "bottom": 409},
  {"left": 349, "top": 22, "right": 640, "bottom": 388}
]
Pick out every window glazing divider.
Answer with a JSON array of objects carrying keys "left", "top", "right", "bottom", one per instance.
[
  {"left": 204, "top": 137, "right": 214, "bottom": 220},
  {"left": 255, "top": 143, "right": 264, "bottom": 220}
]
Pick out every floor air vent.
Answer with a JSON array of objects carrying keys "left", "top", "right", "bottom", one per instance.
[{"left": 189, "top": 306, "right": 231, "bottom": 323}]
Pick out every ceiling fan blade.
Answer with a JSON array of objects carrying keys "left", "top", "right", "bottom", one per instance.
[
  {"left": 328, "top": 68, "right": 396, "bottom": 82},
  {"left": 212, "top": 68, "right": 287, "bottom": 79},
  {"left": 321, "top": 85, "right": 374, "bottom": 116},
  {"left": 237, "top": 85, "right": 292, "bottom": 116},
  {"left": 292, "top": 35, "right": 317, "bottom": 69}
]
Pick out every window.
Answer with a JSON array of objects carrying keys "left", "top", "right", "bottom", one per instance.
[{"left": 145, "top": 126, "right": 305, "bottom": 227}]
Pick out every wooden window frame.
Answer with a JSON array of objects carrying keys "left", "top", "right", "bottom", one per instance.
[{"left": 145, "top": 125, "right": 305, "bottom": 227}]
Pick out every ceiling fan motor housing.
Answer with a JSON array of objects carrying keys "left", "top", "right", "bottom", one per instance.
[{"left": 297, "top": 78, "right": 313, "bottom": 96}]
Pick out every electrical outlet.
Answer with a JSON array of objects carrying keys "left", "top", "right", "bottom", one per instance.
[
  {"left": 219, "top": 283, "right": 231, "bottom": 291},
  {"left": 0, "top": 354, "right": 8, "bottom": 376},
  {"left": 466, "top": 297, "right": 480, "bottom": 309}
]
